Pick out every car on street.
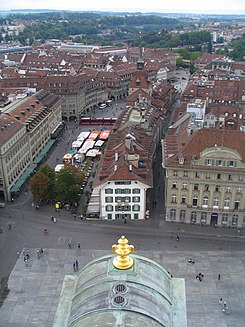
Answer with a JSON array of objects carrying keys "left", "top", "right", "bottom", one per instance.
[{"left": 99, "top": 104, "right": 107, "bottom": 109}]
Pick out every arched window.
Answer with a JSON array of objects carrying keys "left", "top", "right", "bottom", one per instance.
[
  {"left": 171, "top": 194, "right": 177, "bottom": 203},
  {"left": 213, "top": 197, "right": 219, "bottom": 207},
  {"left": 203, "top": 196, "right": 208, "bottom": 206},
  {"left": 192, "top": 195, "right": 198, "bottom": 206},
  {"left": 201, "top": 212, "right": 207, "bottom": 223},
  {"left": 181, "top": 195, "right": 186, "bottom": 204},
  {"left": 191, "top": 211, "right": 197, "bottom": 223},
  {"left": 224, "top": 198, "right": 230, "bottom": 208},
  {"left": 179, "top": 210, "right": 186, "bottom": 221},
  {"left": 232, "top": 214, "right": 238, "bottom": 225},
  {"left": 235, "top": 199, "right": 240, "bottom": 210},
  {"left": 170, "top": 209, "right": 176, "bottom": 220}
]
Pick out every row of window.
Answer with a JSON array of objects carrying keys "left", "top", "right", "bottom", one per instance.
[
  {"left": 205, "top": 159, "right": 236, "bottom": 167},
  {"left": 173, "top": 182, "right": 242, "bottom": 193},
  {"left": 173, "top": 170, "right": 243, "bottom": 181},
  {"left": 2, "top": 129, "right": 26, "bottom": 154},
  {"left": 169, "top": 209, "right": 242, "bottom": 225},
  {"left": 171, "top": 194, "right": 241, "bottom": 209},
  {"left": 105, "top": 196, "right": 140, "bottom": 203},
  {"left": 105, "top": 188, "right": 141, "bottom": 194},
  {"left": 107, "top": 213, "right": 139, "bottom": 220},
  {"left": 105, "top": 205, "right": 140, "bottom": 212}
]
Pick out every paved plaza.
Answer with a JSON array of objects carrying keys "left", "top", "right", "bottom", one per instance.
[{"left": 0, "top": 247, "right": 244, "bottom": 327}]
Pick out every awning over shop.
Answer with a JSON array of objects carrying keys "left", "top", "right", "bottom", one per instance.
[
  {"left": 33, "top": 139, "right": 56, "bottom": 164},
  {"left": 11, "top": 163, "right": 37, "bottom": 193}
]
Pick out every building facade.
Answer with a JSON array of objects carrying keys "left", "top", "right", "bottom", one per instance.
[
  {"left": 0, "top": 90, "right": 62, "bottom": 202},
  {"left": 164, "top": 128, "right": 245, "bottom": 228}
]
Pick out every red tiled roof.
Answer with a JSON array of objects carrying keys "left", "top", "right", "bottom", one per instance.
[
  {"left": 166, "top": 129, "right": 245, "bottom": 167},
  {"left": 0, "top": 114, "right": 24, "bottom": 147}
]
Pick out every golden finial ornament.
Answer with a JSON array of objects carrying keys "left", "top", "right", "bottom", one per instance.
[{"left": 112, "top": 235, "right": 134, "bottom": 270}]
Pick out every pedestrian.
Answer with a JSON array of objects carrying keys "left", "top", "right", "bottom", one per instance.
[
  {"left": 40, "top": 248, "right": 43, "bottom": 255},
  {"left": 77, "top": 242, "right": 80, "bottom": 249},
  {"left": 24, "top": 258, "right": 28, "bottom": 267},
  {"left": 73, "top": 262, "right": 76, "bottom": 272},
  {"left": 176, "top": 236, "right": 179, "bottom": 241},
  {"left": 219, "top": 298, "right": 223, "bottom": 304},
  {"left": 75, "top": 259, "right": 79, "bottom": 271},
  {"left": 223, "top": 301, "right": 227, "bottom": 308},
  {"left": 51, "top": 216, "right": 54, "bottom": 222},
  {"left": 218, "top": 274, "right": 221, "bottom": 280},
  {"left": 68, "top": 241, "right": 71, "bottom": 248},
  {"left": 17, "top": 251, "right": 20, "bottom": 259}
]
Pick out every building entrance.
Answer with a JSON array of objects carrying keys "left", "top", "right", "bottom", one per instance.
[{"left": 210, "top": 213, "right": 218, "bottom": 226}]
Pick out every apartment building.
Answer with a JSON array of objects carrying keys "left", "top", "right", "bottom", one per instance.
[
  {"left": 93, "top": 98, "right": 164, "bottom": 220},
  {"left": 163, "top": 127, "right": 245, "bottom": 228},
  {"left": 0, "top": 90, "right": 62, "bottom": 202}
]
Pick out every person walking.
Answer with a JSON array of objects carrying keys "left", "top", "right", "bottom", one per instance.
[
  {"left": 75, "top": 259, "right": 79, "bottom": 271},
  {"left": 218, "top": 274, "right": 221, "bottom": 280},
  {"left": 219, "top": 298, "right": 223, "bottom": 304},
  {"left": 73, "top": 262, "right": 76, "bottom": 272},
  {"left": 176, "top": 236, "right": 179, "bottom": 241},
  {"left": 77, "top": 242, "right": 80, "bottom": 249}
]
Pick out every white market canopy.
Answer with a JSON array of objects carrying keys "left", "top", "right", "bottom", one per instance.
[
  {"left": 94, "top": 140, "right": 104, "bottom": 147},
  {"left": 72, "top": 140, "right": 83, "bottom": 149},
  {"left": 86, "top": 149, "right": 101, "bottom": 157},
  {"left": 77, "top": 131, "right": 90, "bottom": 141},
  {"left": 79, "top": 140, "right": 95, "bottom": 154},
  {"left": 55, "top": 164, "right": 64, "bottom": 172}
]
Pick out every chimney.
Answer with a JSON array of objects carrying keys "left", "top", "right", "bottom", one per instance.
[
  {"left": 129, "top": 164, "right": 132, "bottom": 171},
  {"left": 115, "top": 152, "right": 118, "bottom": 161},
  {"left": 114, "top": 165, "right": 117, "bottom": 171}
]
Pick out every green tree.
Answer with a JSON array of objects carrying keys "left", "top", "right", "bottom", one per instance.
[
  {"left": 39, "top": 164, "right": 56, "bottom": 199},
  {"left": 30, "top": 172, "right": 50, "bottom": 201},
  {"left": 231, "top": 36, "right": 245, "bottom": 61},
  {"left": 55, "top": 165, "right": 84, "bottom": 204}
]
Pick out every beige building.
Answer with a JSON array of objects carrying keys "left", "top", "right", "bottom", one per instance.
[
  {"left": 163, "top": 128, "right": 245, "bottom": 228},
  {"left": 0, "top": 90, "right": 62, "bottom": 202}
]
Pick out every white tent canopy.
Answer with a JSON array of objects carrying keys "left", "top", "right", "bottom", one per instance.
[
  {"left": 94, "top": 140, "right": 104, "bottom": 147},
  {"left": 86, "top": 149, "right": 101, "bottom": 157}
]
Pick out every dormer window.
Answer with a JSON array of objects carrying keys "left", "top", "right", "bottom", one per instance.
[{"left": 179, "top": 157, "right": 184, "bottom": 165}]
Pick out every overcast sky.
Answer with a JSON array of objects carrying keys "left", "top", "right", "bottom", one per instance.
[{"left": 1, "top": 0, "right": 245, "bottom": 14}]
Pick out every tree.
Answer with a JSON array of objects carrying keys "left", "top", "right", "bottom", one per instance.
[
  {"left": 39, "top": 164, "right": 56, "bottom": 200},
  {"left": 231, "top": 36, "right": 245, "bottom": 61},
  {"left": 55, "top": 165, "right": 84, "bottom": 204},
  {"left": 30, "top": 172, "right": 50, "bottom": 201}
]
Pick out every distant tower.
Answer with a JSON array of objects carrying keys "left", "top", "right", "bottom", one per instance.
[{"left": 137, "top": 46, "right": 145, "bottom": 71}]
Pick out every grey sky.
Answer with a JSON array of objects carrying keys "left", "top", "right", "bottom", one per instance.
[{"left": 1, "top": 0, "right": 245, "bottom": 14}]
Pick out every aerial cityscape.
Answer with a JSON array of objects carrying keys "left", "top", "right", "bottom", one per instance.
[{"left": 0, "top": 5, "right": 244, "bottom": 327}]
